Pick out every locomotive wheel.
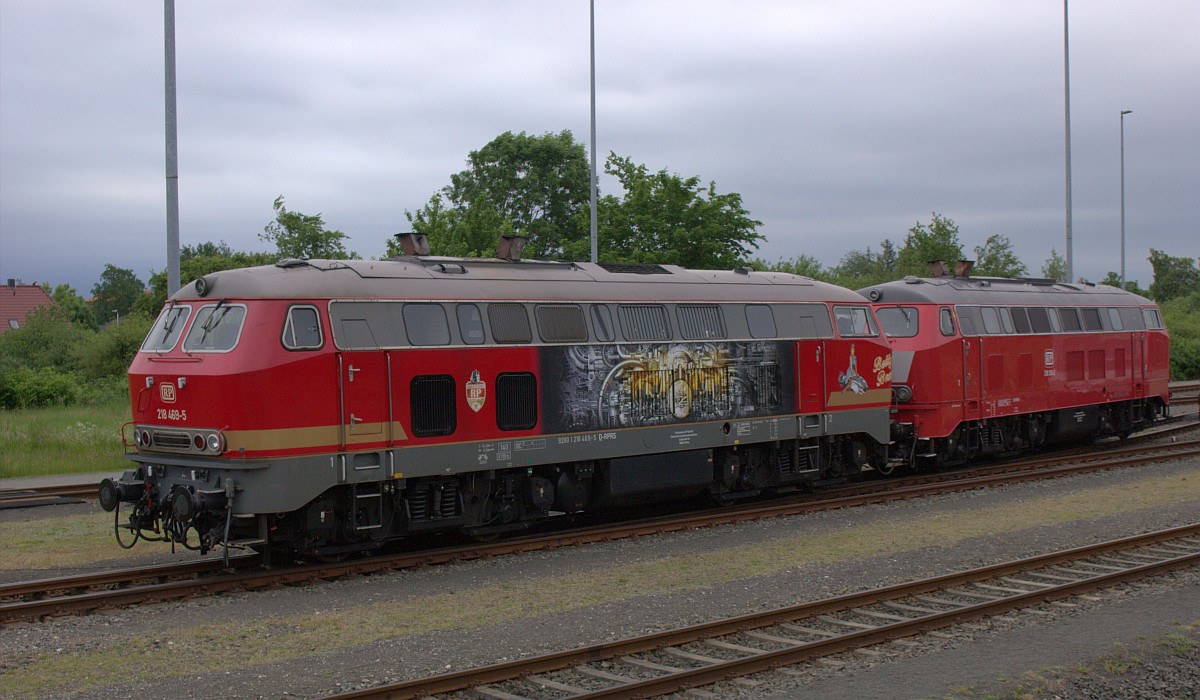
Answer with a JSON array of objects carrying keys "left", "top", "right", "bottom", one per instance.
[
  {"left": 739, "top": 451, "right": 771, "bottom": 490},
  {"left": 871, "top": 457, "right": 905, "bottom": 478}
]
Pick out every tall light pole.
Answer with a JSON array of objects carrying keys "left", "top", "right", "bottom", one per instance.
[
  {"left": 1063, "top": 0, "right": 1074, "bottom": 282},
  {"left": 164, "top": 0, "right": 181, "bottom": 295},
  {"left": 588, "top": 0, "right": 599, "bottom": 264},
  {"left": 1119, "top": 109, "right": 1132, "bottom": 288}
]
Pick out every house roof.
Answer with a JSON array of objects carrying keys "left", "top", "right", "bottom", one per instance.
[{"left": 0, "top": 284, "right": 58, "bottom": 335}]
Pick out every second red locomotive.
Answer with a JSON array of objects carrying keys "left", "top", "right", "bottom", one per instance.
[{"left": 861, "top": 261, "right": 1170, "bottom": 469}]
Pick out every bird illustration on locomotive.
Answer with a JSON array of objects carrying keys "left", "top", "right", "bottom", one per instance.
[{"left": 100, "top": 237, "right": 893, "bottom": 561}]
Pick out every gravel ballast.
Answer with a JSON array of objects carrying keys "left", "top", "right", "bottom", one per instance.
[{"left": 2, "top": 454, "right": 1198, "bottom": 699}]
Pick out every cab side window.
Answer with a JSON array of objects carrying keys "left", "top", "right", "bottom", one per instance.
[
  {"left": 939, "top": 307, "right": 956, "bottom": 336},
  {"left": 282, "top": 305, "right": 323, "bottom": 350}
]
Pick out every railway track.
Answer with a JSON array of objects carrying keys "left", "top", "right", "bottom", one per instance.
[
  {"left": 0, "top": 482, "right": 92, "bottom": 509},
  {"left": 324, "top": 523, "right": 1200, "bottom": 699},
  {"left": 1, "top": 381, "right": 1195, "bottom": 510},
  {"left": 4, "top": 438, "right": 1198, "bottom": 624}
]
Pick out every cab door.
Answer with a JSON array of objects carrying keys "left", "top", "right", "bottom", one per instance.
[
  {"left": 796, "top": 340, "right": 825, "bottom": 415},
  {"left": 962, "top": 337, "right": 982, "bottom": 421},
  {"left": 1131, "top": 331, "right": 1146, "bottom": 397},
  {"left": 338, "top": 351, "right": 390, "bottom": 449}
]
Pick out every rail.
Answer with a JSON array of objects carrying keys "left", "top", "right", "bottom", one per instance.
[
  {"left": 323, "top": 524, "right": 1200, "bottom": 699},
  {"left": 3, "top": 439, "right": 1198, "bottom": 624}
]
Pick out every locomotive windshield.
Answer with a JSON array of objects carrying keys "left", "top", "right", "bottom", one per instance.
[
  {"left": 833, "top": 306, "right": 878, "bottom": 337},
  {"left": 141, "top": 305, "right": 191, "bottom": 353},
  {"left": 875, "top": 306, "right": 919, "bottom": 338},
  {"left": 183, "top": 303, "right": 247, "bottom": 352}
]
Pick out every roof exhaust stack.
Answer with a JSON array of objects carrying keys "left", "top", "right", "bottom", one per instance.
[
  {"left": 496, "top": 235, "right": 528, "bottom": 261},
  {"left": 928, "top": 260, "right": 950, "bottom": 278},
  {"left": 393, "top": 232, "right": 429, "bottom": 256},
  {"left": 6, "top": 279, "right": 15, "bottom": 291},
  {"left": 954, "top": 260, "right": 975, "bottom": 277}
]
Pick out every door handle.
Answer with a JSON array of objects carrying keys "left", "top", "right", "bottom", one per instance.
[
  {"left": 350, "top": 413, "right": 363, "bottom": 424},
  {"left": 348, "top": 365, "right": 361, "bottom": 382}
]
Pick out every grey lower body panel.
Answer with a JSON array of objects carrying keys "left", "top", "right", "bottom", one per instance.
[{"left": 128, "top": 406, "right": 889, "bottom": 515}]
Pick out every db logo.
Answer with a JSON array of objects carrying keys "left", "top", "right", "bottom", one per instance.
[
  {"left": 1044, "top": 350, "right": 1055, "bottom": 367},
  {"left": 159, "top": 382, "right": 177, "bottom": 403}
]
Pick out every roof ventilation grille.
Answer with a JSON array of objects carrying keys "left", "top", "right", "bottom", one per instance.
[{"left": 598, "top": 263, "right": 670, "bottom": 275}]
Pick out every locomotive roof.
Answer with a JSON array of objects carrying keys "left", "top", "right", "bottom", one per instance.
[
  {"left": 858, "top": 275, "right": 1156, "bottom": 306},
  {"left": 169, "top": 256, "right": 869, "bottom": 304}
]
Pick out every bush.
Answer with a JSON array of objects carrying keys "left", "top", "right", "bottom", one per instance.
[
  {"left": 76, "top": 313, "right": 152, "bottom": 380},
  {"left": 0, "top": 305, "right": 92, "bottom": 373},
  {"left": 75, "top": 375, "right": 131, "bottom": 407},
  {"left": 0, "top": 367, "right": 81, "bottom": 409},
  {"left": 1162, "top": 291, "right": 1200, "bottom": 381}
]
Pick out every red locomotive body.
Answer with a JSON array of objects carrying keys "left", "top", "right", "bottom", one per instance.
[
  {"left": 861, "top": 272, "right": 1170, "bottom": 466},
  {"left": 102, "top": 256, "right": 891, "bottom": 559}
]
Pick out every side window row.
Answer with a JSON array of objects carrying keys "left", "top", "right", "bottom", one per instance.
[
  {"left": 955, "top": 305, "right": 1159, "bottom": 337},
  {"left": 310, "top": 301, "right": 843, "bottom": 350}
]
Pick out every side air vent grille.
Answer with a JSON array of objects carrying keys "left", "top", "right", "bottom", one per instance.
[
  {"left": 496, "top": 372, "right": 538, "bottom": 431},
  {"left": 410, "top": 375, "right": 456, "bottom": 437}
]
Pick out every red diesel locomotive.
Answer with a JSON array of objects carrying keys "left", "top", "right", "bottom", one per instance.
[
  {"left": 100, "top": 244, "right": 892, "bottom": 560},
  {"left": 861, "top": 263, "right": 1170, "bottom": 469}
]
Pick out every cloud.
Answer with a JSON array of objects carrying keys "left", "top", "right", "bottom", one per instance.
[{"left": 1, "top": 0, "right": 1196, "bottom": 293}]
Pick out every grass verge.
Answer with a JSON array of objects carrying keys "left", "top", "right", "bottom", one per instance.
[
  {"left": 943, "top": 620, "right": 1200, "bottom": 699},
  {"left": 0, "top": 509, "right": 151, "bottom": 572},
  {"left": 0, "top": 400, "right": 130, "bottom": 479}
]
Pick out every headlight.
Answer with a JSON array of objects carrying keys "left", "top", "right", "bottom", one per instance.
[
  {"left": 893, "top": 385, "right": 913, "bottom": 403},
  {"left": 207, "top": 433, "right": 223, "bottom": 453}
]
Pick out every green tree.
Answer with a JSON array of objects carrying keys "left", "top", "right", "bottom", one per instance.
[
  {"left": 386, "top": 194, "right": 458, "bottom": 257},
  {"left": 972, "top": 234, "right": 1027, "bottom": 278},
  {"left": 90, "top": 264, "right": 145, "bottom": 323},
  {"left": 1099, "top": 271, "right": 1146, "bottom": 295},
  {"left": 827, "top": 240, "right": 901, "bottom": 289},
  {"left": 435, "top": 130, "right": 590, "bottom": 259},
  {"left": 895, "top": 213, "right": 966, "bottom": 277},
  {"left": 1147, "top": 248, "right": 1200, "bottom": 303},
  {"left": 42, "top": 283, "right": 97, "bottom": 330},
  {"left": 399, "top": 192, "right": 509, "bottom": 259},
  {"left": 1161, "top": 290, "right": 1200, "bottom": 380},
  {"left": 1042, "top": 248, "right": 1067, "bottom": 282},
  {"left": 751, "top": 254, "right": 828, "bottom": 281},
  {"left": 75, "top": 311, "right": 153, "bottom": 380},
  {"left": 260, "top": 196, "right": 359, "bottom": 260},
  {"left": 136, "top": 241, "right": 277, "bottom": 315},
  {"left": 573, "top": 153, "right": 763, "bottom": 269}
]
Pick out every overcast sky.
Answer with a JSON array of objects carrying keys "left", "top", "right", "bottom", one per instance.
[{"left": 1, "top": 1, "right": 1196, "bottom": 298}]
